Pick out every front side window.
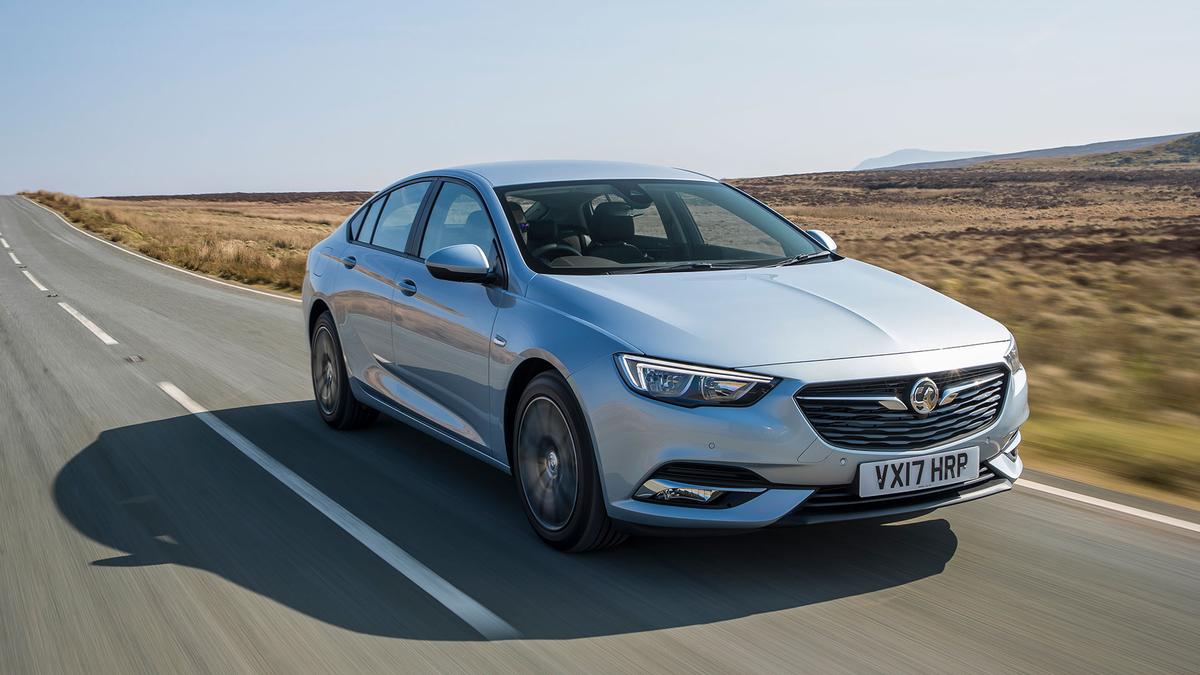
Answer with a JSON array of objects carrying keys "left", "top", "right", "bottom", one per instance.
[
  {"left": 497, "top": 180, "right": 824, "bottom": 274},
  {"left": 371, "top": 181, "right": 431, "bottom": 252},
  {"left": 419, "top": 182, "right": 495, "bottom": 259}
]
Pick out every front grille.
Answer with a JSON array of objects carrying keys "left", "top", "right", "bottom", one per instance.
[{"left": 795, "top": 365, "right": 1008, "bottom": 452}]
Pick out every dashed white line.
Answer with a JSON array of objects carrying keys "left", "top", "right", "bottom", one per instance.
[
  {"left": 57, "top": 302, "right": 119, "bottom": 345},
  {"left": 22, "top": 270, "right": 49, "bottom": 292},
  {"left": 8, "top": 251, "right": 21, "bottom": 265},
  {"left": 1019, "top": 480, "right": 1200, "bottom": 534},
  {"left": 1, "top": 237, "right": 9, "bottom": 249},
  {"left": 22, "top": 197, "right": 301, "bottom": 304},
  {"left": 155, "top": 381, "right": 520, "bottom": 640}
]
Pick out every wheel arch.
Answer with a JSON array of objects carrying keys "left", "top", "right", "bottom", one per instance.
[
  {"left": 502, "top": 357, "right": 561, "bottom": 467},
  {"left": 308, "top": 298, "right": 331, "bottom": 337}
]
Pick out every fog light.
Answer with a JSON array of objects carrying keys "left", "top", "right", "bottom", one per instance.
[
  {"left": 1000, "top": 430, "right": 1021, "bottom": 457},
  {"left": 635, "top": 478, "right": 723, "bottom": 504}
]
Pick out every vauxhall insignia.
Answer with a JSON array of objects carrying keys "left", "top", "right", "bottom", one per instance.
[{"left": 909, "top": 377, "right": 940, "bottom": 415}]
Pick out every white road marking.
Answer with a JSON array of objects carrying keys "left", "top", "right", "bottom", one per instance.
[
  {"left": 57, "top": 302, "right": 119, "bottom": 345},
  {"left": 1, "top": 237, "right": 9, "bottom": 249},
  {"left": 155, "top": 381, "right": 520, "bottom": 640},
  {"left": 8, "top": 251, "right": 21, "bottom": 265},
  {"left": 21, "top": 197, "right": 301, "bottom": 304},
  {"left": 22, "top": 270, "right": 49, "bottom": 292},
  {"left": 1019, "top": 479, "right": 1200, "bottom": 534}
]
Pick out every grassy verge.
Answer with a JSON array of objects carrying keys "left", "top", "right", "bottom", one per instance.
[
  {"left": 22, "top": 191, "right": 352, "bottom": 293},
  {"left": 1022, "top": 414, "right": 1200, "bottom": 508}
]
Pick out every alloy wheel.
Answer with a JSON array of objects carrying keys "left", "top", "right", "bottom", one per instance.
[
  {"left": 312, "top": 325, "right": 339, "bottom": 415},
  {"left": 516, "top": 395, "right": 579, "bottom": 531}
]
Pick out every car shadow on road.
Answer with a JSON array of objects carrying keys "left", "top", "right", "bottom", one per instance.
[{"left": 53, "top": 401, "right": 959, "bottom": 641}]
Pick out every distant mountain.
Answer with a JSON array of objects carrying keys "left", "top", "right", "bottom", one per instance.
[
  {"left": 880, "top": 132, "right": 1195, "bottom": 171},
  {"left": 854, "top": 149, "right": 993, "bottom": 171}
]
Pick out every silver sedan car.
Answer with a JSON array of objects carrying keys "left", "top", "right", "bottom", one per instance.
[{"left": 302, "top": 160, "right": 1028, "bottom": 551}]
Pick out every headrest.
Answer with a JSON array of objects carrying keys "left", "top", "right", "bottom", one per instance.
[
  {"left": 505, "top": 200, "right": 527, "bottom": 226},
  {"left": 526, "top": 220, "right": 558, "bottom": 243},
  {"left": 465, "top": 210, "right": 490, "bottom": 229},
  {"left": 591, "top": 202, "right": 635, "bottom": 243}
]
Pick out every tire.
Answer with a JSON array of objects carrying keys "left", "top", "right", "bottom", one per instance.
[
  {"left": 512, "top": 372, "right": 627, "bottom": 552},
  {"left": 310, "top": 311, "right": 379, "bottom": 430}
]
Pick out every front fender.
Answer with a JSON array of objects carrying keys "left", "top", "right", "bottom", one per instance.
[{"left": 487, "top": 293, "right": 638, "bottom": 461}]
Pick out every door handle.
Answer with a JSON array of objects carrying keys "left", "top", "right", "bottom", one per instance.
[
  {"left": 399, "top": 278, "right": 418, "bottom": 296},
  {"left": 343, "top": 255, "right": 357, "bottom": 269}
]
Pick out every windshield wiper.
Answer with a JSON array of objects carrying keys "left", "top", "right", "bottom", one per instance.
[
  {"left": 763, "top": 251, "right": 834, "bottom": 267},
  {"left": 626, "top": 261, "right": 756, "bottom": 274}
]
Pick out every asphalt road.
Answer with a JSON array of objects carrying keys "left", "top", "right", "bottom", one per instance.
[{"left": 1, "top": 194, "right": 1197, "bottom": 674}]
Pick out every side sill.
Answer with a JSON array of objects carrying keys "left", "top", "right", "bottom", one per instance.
[{"left": 349, "top": 378, "right": 511, "bottom": 474}]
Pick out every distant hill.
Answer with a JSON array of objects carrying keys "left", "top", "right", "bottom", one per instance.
[
  {"left": 1062, "top": 132, "right": 1200, "bottom": 168},
  {"left": 879, "top": 132, "right": 1195, "bottom": 171},
  {"left": 854, "top": 149, "right": 992, "bottom": 171}
]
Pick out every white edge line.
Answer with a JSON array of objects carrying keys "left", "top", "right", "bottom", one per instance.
[
  {"left": 1019, "top": 479, "right": 1200, "bottom": 534},
  {"left": 8, "top": 250, "right": 21, "bottom": 265},
  {"left": 57, "top": 302, "right": 119, "bottom": 345},
  {"left": 155, "top": 381, "right": 520, "bottom": 640},
  {"left": 21, "top": 196, "right": 301, "bottom": 304},
  {"left": 22, "top": 270, "right": 49, "bottom": 292}
]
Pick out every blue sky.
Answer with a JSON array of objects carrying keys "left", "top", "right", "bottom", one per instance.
[{"left": 1, "top": 0, "right": 1197, "bottom": 195}]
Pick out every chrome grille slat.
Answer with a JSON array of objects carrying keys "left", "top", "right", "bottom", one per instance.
[
  {"left": 805, "top": 391, "right": 1001, "bottom": 428},
  {"left": 795, "top": 365, "right": 1008, "bottom": 452}
]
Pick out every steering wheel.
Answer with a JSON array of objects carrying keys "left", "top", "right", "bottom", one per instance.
[{"left": 531, "top": 243, "right": 581, "bottom": 261}]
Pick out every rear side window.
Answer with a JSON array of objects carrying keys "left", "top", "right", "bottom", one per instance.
[
  {"left": 590, "top": 193, "right": 667, "bottom": 238},
  {"left": 354, "top": 198, "right": 386, "bottom": 243},
  {"left": 346, "top": 207, "right": 367, "bottom": 239},
  {"left": 680, "top": 192, "right": 785, "bottom": 256},
  {"left": 372, "top": 182, "right": 431, "bottom": 252}
]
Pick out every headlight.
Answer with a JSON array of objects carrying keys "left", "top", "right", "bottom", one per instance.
[
  {"left": 615, "top": 354, "right": 777, "bottom": 406},
  {"left": 1004, "top": 338, "right": 1023, "bottom": 373}
]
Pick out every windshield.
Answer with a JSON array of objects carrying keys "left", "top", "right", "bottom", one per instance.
[{"left": 495, "top": 180, "right": 827, "bottom": 274}]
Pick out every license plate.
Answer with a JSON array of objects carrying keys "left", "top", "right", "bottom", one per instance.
[{"left": 858, "top": 447, "right": 980, "bottom": 498}]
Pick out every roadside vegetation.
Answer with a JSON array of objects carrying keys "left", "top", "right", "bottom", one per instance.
[
  {"left": 25, "top": 134, "right": 1200, "bottom": 504},
  {"left": 733, "top": 140, "right": 1200, "bottom": 504},
  {"left": 23, "top": 191, "right": 367, "bottom": 292}
]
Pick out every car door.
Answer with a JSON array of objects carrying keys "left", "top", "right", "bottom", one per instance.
[
  {"left": 337, "top": 181, "right": 433, "bottom": 390},
  {"left": 388, "top": 179, "right": 505, "bottom": 456}
]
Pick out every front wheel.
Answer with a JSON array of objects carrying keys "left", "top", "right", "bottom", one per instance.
[
  {"left": 310, "top": 311, "right": 378, "bottom": 430},
  {"left": 512, "top": 372, "right": 626, "bottom": 552}
]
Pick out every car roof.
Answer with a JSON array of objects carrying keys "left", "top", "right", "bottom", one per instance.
[{"left": 438, "top": 160, "right": 718, "bottom": 187}]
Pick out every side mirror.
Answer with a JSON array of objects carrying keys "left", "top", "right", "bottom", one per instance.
[
  {"left": 807, "top": 229, "right": 837, "bottom": 253},
  {"left": 425, "top": 244, "right": 493, "bottom": 282}
]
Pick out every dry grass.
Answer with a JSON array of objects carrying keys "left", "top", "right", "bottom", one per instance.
[
  {"left": 733, "top": 162, "right": 1200, "bottom": 504},
  {"left": 24, "top": 148, "right": 1200, "bottom": 503},
  {"left": 24, "top": 191, "right": 361, "bottom": 292}
]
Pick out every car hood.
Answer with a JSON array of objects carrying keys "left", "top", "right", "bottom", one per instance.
[{"left": 526, "top": 259, "right": 1009, "bottom": 369}]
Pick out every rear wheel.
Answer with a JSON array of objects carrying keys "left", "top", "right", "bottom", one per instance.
[
  {"left": 311, "top": 311, "right": 378, "bottom": 430},
  {"left": 513, "top": 372, "right": 626, "bottom": 552}
]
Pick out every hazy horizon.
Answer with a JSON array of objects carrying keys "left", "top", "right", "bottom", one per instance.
[{"left": 2, "top": 0, "right": 1198, "bottom": 196}]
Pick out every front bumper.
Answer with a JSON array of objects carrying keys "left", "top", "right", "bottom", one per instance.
[{"left": 567, "top": 340, "right": 1028, "bottom": 530}]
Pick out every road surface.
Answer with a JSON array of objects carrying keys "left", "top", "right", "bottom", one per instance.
[{"left": 0, "top": 195, "right": 1197, "bottom": 673}]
